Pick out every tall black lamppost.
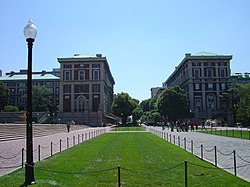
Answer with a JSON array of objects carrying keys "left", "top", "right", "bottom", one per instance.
[{"left": 24, "top": 20, "right": 37, "bottom": 185}]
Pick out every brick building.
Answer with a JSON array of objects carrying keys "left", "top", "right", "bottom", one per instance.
[
  {"left": 57, "top": 54, "right": 115, "bottom": 126},
  {"left": 162, "top": 52, "right": 233, "bottom": 124}
]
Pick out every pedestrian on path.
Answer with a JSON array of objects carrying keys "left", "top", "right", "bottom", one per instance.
[{"left": 66, "top": 122, "right": 70, "bottom": 132}]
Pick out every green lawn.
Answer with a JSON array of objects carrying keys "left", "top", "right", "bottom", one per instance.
[
  {"left": 199, "top": 128, "right": 250, "bottom": 140},
  {"left": 112, "top": 126, "right": 145, "bottom": 131},
  {"left": 0, "top": 132, "right": 249, "bottom": 186}
]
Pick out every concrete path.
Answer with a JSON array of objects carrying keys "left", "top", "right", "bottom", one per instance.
[
  {"left": 146, "top": 126, "right": 250, "bottom": 182},
  {"left": 0, "top": 126, "right": 111, "bottom": 176}
]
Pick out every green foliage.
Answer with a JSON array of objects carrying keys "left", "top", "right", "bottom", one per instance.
[
  {"left": 157, "top": 86, "right": 189, "bottom": 121},
  {"left": 132, "top": 107, "right": 143, "bottom": 123},
  {"left": 32, "top": 86, "right": 53, "bottom": 112},
  {"left": 139, "top": 98, "right": 151, "bottom": 112},
  {"left": 234, "top": 84, "right": 250, "bottom": 126},
  {"left": 4, "top": 105, "right": 19, "bottom": 112},
  {"left": 223, "top": 83, "right": 250, "bottom": 126},
  {"left": 0, "top": 82, "right": 10, "bottom": 111},
  {"left": 112, "top": 92, "right": 138, "bottom": 124}
]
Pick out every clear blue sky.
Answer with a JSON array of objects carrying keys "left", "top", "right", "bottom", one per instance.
[{"left": 0, "top": 0, "right": 249, "bottom": 101}]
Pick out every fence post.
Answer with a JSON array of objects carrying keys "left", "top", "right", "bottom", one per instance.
[
  {"left": 201, "top": 144, "right": 203, "bottom": 160},
  {"left": 73, "top": 136, "right": 75, "bottom": 146},
  {"left": 51, "top": 142, "right": 53, "bottom": 156},
  {"left": 214, "top": 146, "right": 217, "bottom": 167},
  {"left": 167, "top": 133, "right": 169, "bottom": 142},
  {"left": 60, "top": 139, "right": 62, "bottom": 152},
  {"left": 67, "top": 137, "right": 69, "bottom": 148},
  {"left": 78, "top": 134, "right": 80, "bottom": 144},
  {"left": 184, "top": 161, "right": 188, "bottom": 187},
  {"left": 178, "top": 136, "right": 180, "bottom": 147},
  {"left": 170, "top": 134, "right": 172, "bottom": 143},
  {"left": 173, "top": 135, "right": 175, "bottom": 145},
  {"left": 233, "top": 150, "right": 237, "bottom": 176},
  {"left": 164, "top": 132, "right": 165, "bottom": 140},
  {"left": 118, "top": 165, "right": 121, "bottom": 187},
  {"left": 184, "top": 138, "right": 186, "bottom": 150},
  {"left": 191, "top": 140, "right": 193, "bottom": 154},
  {"left": 22, "top": 148, "right": 24, "bottom": 168},
  {"left": 38, "top": 145, "right": 41, "bottom": 161},
  {"left": 82, "top": 134, "right": 84, "bottom": 142}
]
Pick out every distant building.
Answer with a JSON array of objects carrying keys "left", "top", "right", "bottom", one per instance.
[
  {"left": 162, "top": 52, "right": 233, "bottom": 124},
  {"left": 231, "top": 72, "right": 250, "bottom": 84},
  {"left": 0, "top": 69, "right": 2, "bottom": 77},
  {"left": 57, "top": 54, "right": 115, "bottom": 126},
  {"left": 150, "top": 87, "right": 165, "bottom": 98},
  {"left": 0, "top": 69, "right": 60, "bottom": 110}
]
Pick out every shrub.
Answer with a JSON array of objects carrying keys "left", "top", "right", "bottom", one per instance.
[{"left": 4, "top": 105, "right": 19, "bottom": 112}]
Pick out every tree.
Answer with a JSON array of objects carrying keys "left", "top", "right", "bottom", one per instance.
[
  {"left": 31, "top": 86, "right": 53, "bottom": 112},
  {"left": 112, "top": 92, "right": 138, "bottom": 125},
  {"left": 157, "top": 86, "right": 189, "bottom": 122},
  {"left": 0, "top": 82, "right": 10, "bottom": 111},
  {"left": 132, "top": 107, "right": 143, "bottom": 124},
  {"left": 4, "top": 105, "right": 19, "bottom": 112},
  {"left": 226, "top": 83, "right": 250, "bottom": 126},
  {"left": 140, "top": 98, "right": 151, "bottom": 112}
]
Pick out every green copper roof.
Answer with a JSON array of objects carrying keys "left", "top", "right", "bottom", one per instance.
[
  {"left": 231, "top": 73, "right": 250, "bottom": 79},
  {"left": 193, "top": 51, "right": 224, "bottom": 56},
  {"left": 0, "top": 74, "right": 60, "bottom": 81}
]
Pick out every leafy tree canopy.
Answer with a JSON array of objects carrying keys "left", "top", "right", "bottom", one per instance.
[
  {"left": 112, "top": 92, "right": 138, "bottom": 124},
  {"left": 32, "top": 86, "right": 53, "bottom": 112},
  {"left": 157, "top": 86, "right": 189, "bottom": 121},
  {"left": 0, "top": 82, "right": 10, "bottom": 111}
]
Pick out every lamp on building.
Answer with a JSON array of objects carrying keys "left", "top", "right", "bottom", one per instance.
[{"left": 24, "top": 20, "right": 37, "bottom": 185}]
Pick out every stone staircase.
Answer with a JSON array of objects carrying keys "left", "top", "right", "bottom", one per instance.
[{"left": 0, "top": 124, "right": 89, "bottom": 142}]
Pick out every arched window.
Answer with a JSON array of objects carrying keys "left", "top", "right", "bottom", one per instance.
[
  {"left": 207, "top": 94, "right": 216, "bottom": 110},
  {"left": 76, "top": 95, "right": 86, "bottom": 112}
]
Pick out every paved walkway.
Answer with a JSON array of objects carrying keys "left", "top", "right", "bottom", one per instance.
[
  {"left": 0, "top": 126, "right": 111, "bottom": 176},
  {"left": 146, "top": 126, "right": 250, "bottom": 182}
]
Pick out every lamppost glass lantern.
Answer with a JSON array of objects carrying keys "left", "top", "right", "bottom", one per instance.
[{"left": 24, "top": 20, "right": 37, "bottom": 40}]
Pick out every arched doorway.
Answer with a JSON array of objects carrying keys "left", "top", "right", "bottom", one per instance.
[
  {"left": 76, "top": 95, "right": 86, "bottom": 112},
  {"left": 207, "top": 94, "right": 216, "bottom": 110}
]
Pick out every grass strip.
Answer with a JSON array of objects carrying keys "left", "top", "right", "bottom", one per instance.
[
  {"left": 199, "top": 128, "right": 250, "bottom": 140},
  {"left": 0, "top": 133, "right": 249, "bottom": 186}
]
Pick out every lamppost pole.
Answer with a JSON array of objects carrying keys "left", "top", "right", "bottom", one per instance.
[{"left": 24, "top": 20, "right": 37, "bottom": 185}]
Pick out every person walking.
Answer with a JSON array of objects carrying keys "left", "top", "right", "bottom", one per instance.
[{"left": 66, "top": 122, "right": 70, "bottom": 133}]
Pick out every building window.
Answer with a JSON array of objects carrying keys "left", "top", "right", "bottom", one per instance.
[
  {"left": 219, "top": 68, "right": 226, "bottom": 77},
  {"left": 75, "top": 95, "right": 86, "bottom": 112},
  {"left": 194, "top": 69, "right": 200, "bottom": 78},
  {"left": 208, "top": 83, "right": 213, "bottom": 91},
  {"left": 207, "top": 94, "right": 216, "bottom": 110},
  {"left": 79, "top": 70, "right": 85, "bottom": 80},
  {"left": 92, "top": 70, "right": 100, "bottom": 80},
  {"left": 92, "top": 84, "right": 100, "bottom": 92},
  {"left": 64, "top": 70, "right": 71, "bottom": 80},
  {"left": 207, "top": 69, "right": 212, "bottom": 78},
  {"left": 92, "top": 64, "right": 100, "bottom": 68},
  {"left": 63, "top": 64, "right": 72, "bottom": 68},
  {"left": 195, "top": 83, "right": 200, "bottom": 91},
  {"left": 63, "top": 85, "right": 71, "bottom": 93},
  {"left": 195, "top": 98, "right": 201, "bottom": 111},
  {"left": 221, "top": 83, "right": 226, "bottom": 91}
]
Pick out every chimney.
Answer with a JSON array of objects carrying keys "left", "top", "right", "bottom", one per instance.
[{"left": 96, "top": 54, "right": 102, "bottom": 58}]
